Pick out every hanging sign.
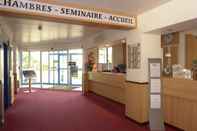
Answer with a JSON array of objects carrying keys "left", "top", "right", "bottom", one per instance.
[{"left": 0, "top": 0, "right": 136, "bottom": 29}]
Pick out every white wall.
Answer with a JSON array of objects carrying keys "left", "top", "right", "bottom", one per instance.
[
  {"left": 139, "top": 0, "right": 197, "bottom": 33},
  {"left": 0, "top": 17, "right": 13, "bottom": 43}
]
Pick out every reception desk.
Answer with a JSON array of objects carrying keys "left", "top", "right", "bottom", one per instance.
[
  {"left": 163, "top": 77, "right": 197, "bottom": 131},
  {"left": 86, "top": 72, "right": 197, "bottom": 131},
  {"left": 88, "top": 72, "right": 125, "bottom": 104}
]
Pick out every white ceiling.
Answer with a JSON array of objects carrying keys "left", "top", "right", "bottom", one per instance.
[
  {"left": 59, "top": 0, "right": 172, "bottom": 15},
  {"left": 0, "top": 16, "right": 104, "bottom": 44},
  {"left": 149, "top": 18, "right": 197, "bottom": 34}
]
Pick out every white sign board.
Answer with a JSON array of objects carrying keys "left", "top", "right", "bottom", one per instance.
[
  {"left": 150, "top": 94, "right": 161, "bottom": 109},
  {"left": 0, "top": 0, "right": 136, "bottom": 28},
  {"left": 150, "top": 63, "right": 161, "bottom": 77},
  {"left": 150, "top": 79, "right": 161, "bottom": 93}
]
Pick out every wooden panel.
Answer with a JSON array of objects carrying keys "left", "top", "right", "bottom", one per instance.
[
  {"left": 89, "top": 81, "right": 125, "bottom": 104},
  {"left": 163, "top": 77, "right": 197, "bottom": 131},
  {"left": 162, "top": 32, "right": 179, "bottom": 68},
  {"left": 88, "top": 72, "right": 126, "bottom": 104},
  {"left": 161, "top": 32, "right": 179, "bottom": 48},
  {"left": 87, "top": 74, "right": 197, "bottom": 130},
  {"left": 163, "top": 77, "right": 197, "bottom": 101},
  {"left": 89, "top": 72, "right": 125, "bottom": 88},
  {"left": 82, "top": 73, "right": 89, "bottom": 95},
  {"left": 186, "top": 34, "right": 197, "bottom": 69},
  {"left": 125, "top": 82, "right": 149, "bottom": 123}
]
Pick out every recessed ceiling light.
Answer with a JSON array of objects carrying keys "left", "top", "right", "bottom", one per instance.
[{"left": 38, "top": 25, "right": 42, "bottom": 31}]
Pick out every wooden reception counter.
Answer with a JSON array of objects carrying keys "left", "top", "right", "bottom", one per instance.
[
  {"left": 163, "top": 77, "right": 197, "bottom": 131},
  {"left": 88, "top": 72, "right": 126, "bottom": 104},
  {"left": 86, "top": 72, "right": 197, "bottom": 131}
]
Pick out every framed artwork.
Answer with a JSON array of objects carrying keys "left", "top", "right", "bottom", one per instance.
[{"left": 128, "top": 43, "right": 141, "bottom": 69}]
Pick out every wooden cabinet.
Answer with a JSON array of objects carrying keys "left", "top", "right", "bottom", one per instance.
[{"left": 125, "top": 82, "right": 149, "bottom": 123}]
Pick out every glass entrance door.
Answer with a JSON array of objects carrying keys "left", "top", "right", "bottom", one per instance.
[
  {"left": 49, "top": 52, "right": 58, "bottom": 85},
  {"left": 59, "top": 54, "right": 68, "bottom": 85},
  {"left": 21, "top": 49, "right": 83, "bottom": 89},
  {"left": 70, "top": 54, "right": 82, "bottom": 86},
  {"left": 69, "top": 49, "right": 83, "bottom": 86}
]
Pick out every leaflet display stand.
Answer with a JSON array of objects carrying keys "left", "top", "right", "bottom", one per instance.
[
  {"left": 23, "top": 70, "right": 36, "bottom": 93},
  {"left": 148, "top": 58, "right": 165, "bottom": 131}
]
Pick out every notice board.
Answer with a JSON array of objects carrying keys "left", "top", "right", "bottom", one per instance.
[{"left": 148, "top": 58, "right": 165, "bottom": 131}]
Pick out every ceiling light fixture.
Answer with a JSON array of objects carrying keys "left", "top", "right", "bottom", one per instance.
[{"left": 38, "top": 25, "right": 42, "bottom": 31}]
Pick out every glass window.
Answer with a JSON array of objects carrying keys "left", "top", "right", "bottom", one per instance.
[
  {"left": 42, "top": 52, "right": 49, "bottom": 83},
  {"left": 60, "top": 70, "right": 68, "bottom": 84},
  {"left": 22, "top": 51, "right": 30, "bottom": 84},
  {"left": 60, "top": 55, "right": 67, "bottom": 69},
  {"left": 99, "top": 48, "right": 107, "bottom": 64},
  {"left": 107, "top": 47, "right": 112, "bottom": 64},
  {"left": 98, "top": 47, "right": 113, "bottom": 70},
  {"left": 71, "top": 55, "right": 83, "bottom": 69},
  {"left": 30, "top": 51, "right": 40, "bottom": 83},
  {"left": 71, "top": 70, "right": 82, "bottom": 85},
  {"left": 22, "top": 51, "right": 30, "bottom": 69}
]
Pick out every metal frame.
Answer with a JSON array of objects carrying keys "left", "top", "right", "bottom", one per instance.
[{"left": 148, "top": 58, "right": 165, "bottom": 131}]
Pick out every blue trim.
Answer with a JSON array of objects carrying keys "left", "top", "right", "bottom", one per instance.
[{"left": 3, "top": 43, "right": 11, "bottom": 109}]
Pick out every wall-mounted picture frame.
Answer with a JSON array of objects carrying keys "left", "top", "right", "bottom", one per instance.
[{"left": 128, "top": 43, "right": 141, "bottom": 69}]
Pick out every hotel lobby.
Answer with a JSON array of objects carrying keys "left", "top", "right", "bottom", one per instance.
[{"left": 0, "top": 0, "right": 197, "bottom": 131}]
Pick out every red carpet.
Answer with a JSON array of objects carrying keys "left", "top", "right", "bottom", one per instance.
[{"left": 0, "top": 89, "right": 180, "bottom": 131}]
